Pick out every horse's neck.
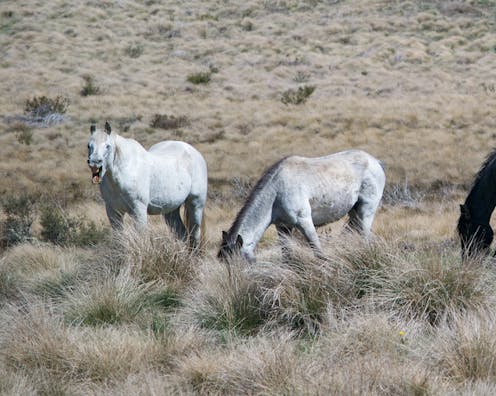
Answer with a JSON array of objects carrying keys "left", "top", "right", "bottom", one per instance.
[
  {"left": 229, "top": 187, "right": 276, "bottom": 252},
  {"left": 107, "top": 134, "right": 142, "bottom": 180},
  {"left": 465, "top": 169, "right": 496, "bottom": 223}
]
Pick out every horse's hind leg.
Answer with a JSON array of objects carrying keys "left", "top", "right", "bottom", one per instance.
[
  {"left": 184, "top": 197, "right": 205, "bottom": 249},
  {"left": 346, "top": 197, "right": 381, "bottom": 237},
  {"left": 164, "top": 208, "right": 187, "bottom": 241}
]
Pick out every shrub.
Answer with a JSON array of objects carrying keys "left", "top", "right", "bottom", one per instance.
[
  {"left": 10, "top": 122, "right": 33, "bottom": 145},
  {"left": 1, "top": 194, "right": 35, "bottom": 247},
  {"left": 187, "top": 72, "right": 211, "bottom": 84},
  {"left": 24, "top": 95, "right": 69, "bottom": 118},
  {"left": 124, "top": 43, "right": 144, "bottom": 58},
  {"left": 39, "top": 204, "right": 107, "bottom": 247},
  {"left": 150, "top": 114, "right": 189, "bottom": 130},
  {"left": 80, "top": 74, "right": 101, "bottom": 96},
  {"left": 281, "top": 85, "right": 315, "bottom": 105}
]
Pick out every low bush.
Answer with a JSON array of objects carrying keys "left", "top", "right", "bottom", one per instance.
[
  {"left": 0, "top": 194, "right": 35, "bottom": 248},
  {"left": 24, "top": 95, "right": 69, "bottom": 118},
  {"left": 39, "top": 204, "right": 107, "bottom": 247},
  {"left": 281, "top": 85, "right": 315, "bottom": 105},
  {"left": 10, "top": 122, "right": 33, "bottom": 145},
  {"left": 80, "top": 74, "right": 101, "bottom": 96},
  {"left": 150, "top": 114, "right": 189, "bottom": 130},
  {"left": 187, "top": 72, "right": 211, "bottom": 85}
]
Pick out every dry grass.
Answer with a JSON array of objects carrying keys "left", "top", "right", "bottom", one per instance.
[{"left": 3, "top": 0, "right": 496, "bottom": 393}]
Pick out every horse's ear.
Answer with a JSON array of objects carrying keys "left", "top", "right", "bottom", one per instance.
[
  {"left": 104, "top": 121, "right": 111, "bottom": 135},
  {"left": 90, "top": 124, "right": 96, "bottom": 134},
  {"left": 235, "top": 234, "right": 243, "bottom": 248}
]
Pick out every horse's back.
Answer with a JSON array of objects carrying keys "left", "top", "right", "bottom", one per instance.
[
  {"left": 280, "top": 150, "right": 383, "bottom": 186},
  {"left": 274, "top": 150, "right": 384, "bottom": 225}
]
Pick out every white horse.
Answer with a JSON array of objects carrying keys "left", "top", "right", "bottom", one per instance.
[
  {"left": 87, "top": 122, "right": 208, "bottom": 248},
  {"left": 218, "top": 150, "right": 385, "bottom": 262}
]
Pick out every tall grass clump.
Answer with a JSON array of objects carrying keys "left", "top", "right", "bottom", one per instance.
[
  {"left": 62, "top": 271, "right": 150, "bottom": 326},
  {"left": 182, "top": 258, "right": 271, "bottom": 336},
  {"left": 109, "top": 223, "right": 198, "bottom": 287},
  {"left": 292, "top": 313, "right": 442, "bottom": 395},
  {"left": 183, "top": 235, "right": 398, "bottom": 337},
  {"left": 0, "top": 303, "right": 161, "bottom": 386},
  {"left": 431, "top": 309, "right": 496, "bottom": 383},
  {"left": 265, "top": 235, "right": 396, "bottom": 334},
  {"left": 179, "top": 332, "right": 298, "bottom": 394},
  {"left": 375, "top": 250, "right": 493, "bottom": 324},
  {"left": 0, "top": 243, "right": 85, "bottom": 301}
]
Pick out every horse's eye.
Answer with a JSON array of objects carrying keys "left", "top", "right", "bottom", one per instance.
[{"left": 106, "top": 144, "right": 111, "bottom": 149}]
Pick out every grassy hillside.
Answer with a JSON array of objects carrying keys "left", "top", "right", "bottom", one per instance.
[{"left": 2, "top": 0, "right": 496, "bottom": 394}]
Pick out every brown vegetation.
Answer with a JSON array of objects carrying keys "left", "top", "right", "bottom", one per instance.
[{"left": 2, "top": 0, "right": 496, "bottom": 393}]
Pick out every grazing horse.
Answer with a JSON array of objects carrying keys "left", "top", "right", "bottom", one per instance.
[
  {"left": 457, "top": 149, "right": 496, "bottom": 258},
  {"left": 218, "top": 150, "right": 386, "bottom": 262},
  {"left": 87, "top": 122, "right": 207, "bottom": 249}
]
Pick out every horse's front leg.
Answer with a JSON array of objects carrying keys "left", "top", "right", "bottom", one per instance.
[
  {"left": 296, "top": 216, "right": 324, "bottom": 259},
  {"left": 130, "top": 202, "right": 148, "bottom": 230},
  {"left": 276, "top": 224, "right": 293, "bottom": 262},
  {"left": 105, "top": 204, "right": 124, "bottom": 230}
]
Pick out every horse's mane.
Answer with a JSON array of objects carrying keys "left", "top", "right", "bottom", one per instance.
[
  {"left": 228, "top": 157, "right": 288, "bottom": 236},
  {"left": 469, "top": 148, "right": 496, "bottom": 192}
]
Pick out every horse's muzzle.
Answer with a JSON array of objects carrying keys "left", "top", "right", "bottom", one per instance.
[{"left": 89, "top": 165, "right": 102, "bottom": 184}]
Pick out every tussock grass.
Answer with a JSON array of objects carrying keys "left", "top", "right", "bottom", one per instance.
[
  {"left": 178, "top": 332, "right": 298, "bottom": 395},
  {"left": 376, "top": 251, "right": 493, "bottom": 324},
  {"left": 62, "top": 271, "right": 150, "bottom": 327},
  {"left": 431, "top": 309, "right": 496, "bottom": 383},
  {"left": 108, "top": 222, "right": 199, "bottom": 287},
  {"left": 182, "top": 258, "right": 271, "bottom": 336},
  {"left": 3, "top": 0, "right": 496, "bottom": 393},
  {"left": 0, "top": 303, "right": 162, "bottom": 384}
]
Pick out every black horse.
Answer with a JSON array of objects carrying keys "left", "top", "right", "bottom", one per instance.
[{"left": 457, "top": 149, "right": 496, "bottom": 258}]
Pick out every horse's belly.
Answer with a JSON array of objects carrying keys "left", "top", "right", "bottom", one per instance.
[
  {"left": 147, "top": 198, "right": 182, "bottom": 215},
  {"left": 310, "top": 195, "right": 356, "bottom": 226},
  {"left": 147, "top": 178, "right": 190, "bottom": 214}
]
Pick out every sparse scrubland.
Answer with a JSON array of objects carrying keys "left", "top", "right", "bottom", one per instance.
[{"left": 2, "top": 0, "right": 496, "bottom": 394}]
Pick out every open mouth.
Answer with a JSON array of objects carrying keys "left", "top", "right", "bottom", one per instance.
[{"left": 90, "top": 166, "right": 102, "bottom": 184}]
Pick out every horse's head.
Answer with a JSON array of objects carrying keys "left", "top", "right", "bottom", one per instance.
[
  {"left": 218, "top": 231, "right": 255, "bottom": 262},
  {"left": 87, "top": 122, "right": 114, "bottom": 184},
  {"left": 457, "top": 204, "right": 494, "bottom": 258}
]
